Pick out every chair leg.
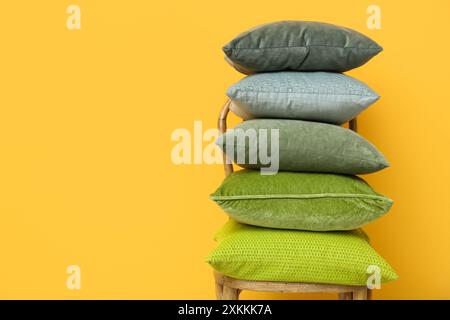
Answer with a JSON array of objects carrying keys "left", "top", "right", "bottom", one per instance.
[
  {"left": 222, "top": 285, "right": 240, "bottom": 300},
  {"left": 352, "top": 288, "right": 368, "bottom": 300},
  {"left": 215, "top": 282, "right": 223, "bottom": 300},
  {"left": 338, "top": 292, "right": 353, "bottom": 300},
  {"left": 213, "top": 271, "right": 224, "bottom": 300}
]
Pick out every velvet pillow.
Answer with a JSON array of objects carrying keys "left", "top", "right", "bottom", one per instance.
[
  {"left": 206, "top": 220, "right": 398, "bottom": 285},
  {"left": 210, "top": 170, "right": 392, "bottom": 231},
  {"left": 223, "top": 21, "right": 383, "bottom": 73},
  {"left": 227, "top": 72, "right": 380, "bottom": 125},
  {"left": 215, "top": 119, "right": 389, "bottom": 175}
]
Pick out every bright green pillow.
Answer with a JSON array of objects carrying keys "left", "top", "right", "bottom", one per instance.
[
  {"left": 210, "top": 170, "right": 393, "bottom": 231},
  {"left": 223, "top": 21, "right": 382, "bottom": 73},
  {"left": 206, "top": 220, "right": 398, "bottom": 285},
  {"left": 216, "top": 119, "right": 389, "bottom": 175},
  {"left": 227, "top": 72, "right": 380, "bottom": 125}
]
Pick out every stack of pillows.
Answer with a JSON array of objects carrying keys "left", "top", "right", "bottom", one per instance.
[{"left": 207, "top": 21, "right": 398, "bottom": 286}]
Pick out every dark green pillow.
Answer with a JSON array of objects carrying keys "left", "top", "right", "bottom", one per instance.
[
  {"left": 223, "top": 21, "right": 382, "bottom": 73},
  {"left": 210, "top": 170, "right": 393, "bottom": 231},
  {"left": 216, "top": 119, "right": 389, "bottom": 175}
]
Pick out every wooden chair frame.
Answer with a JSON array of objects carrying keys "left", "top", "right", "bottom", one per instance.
[{"left": 214, "top": 99, "right": 370, "bottom": 300}]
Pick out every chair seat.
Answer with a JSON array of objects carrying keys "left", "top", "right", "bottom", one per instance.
[{"left": 214, "top": 271, "right": 371, "bottom": 300}]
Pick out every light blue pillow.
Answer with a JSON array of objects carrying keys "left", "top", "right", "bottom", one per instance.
[{"left": 227, "top": 72, "right": 380, "bottom": 125}]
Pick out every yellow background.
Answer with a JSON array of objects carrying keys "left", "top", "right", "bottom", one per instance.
[{"left": 0, "top": 0, "right": 449, "bottom": 299}]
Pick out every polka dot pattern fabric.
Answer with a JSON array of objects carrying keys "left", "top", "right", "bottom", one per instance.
[{"left": 206, "top": 220, "right": 398, "bottom": 286}]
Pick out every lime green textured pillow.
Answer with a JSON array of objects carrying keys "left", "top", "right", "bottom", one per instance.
[
  {"left": 206, "top": 220, "right": 398, "bottom": 286},
  {"left": 210, "top": 170, "right": 393, "bottom": 231}
]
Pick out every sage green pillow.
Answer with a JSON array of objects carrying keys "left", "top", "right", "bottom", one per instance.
[
  {"left": 216, "top": 119, "right": 389, "bottom": 175},
  {"left": 223, "top": 21, "right": 383, "bottom": 73},
  {"left": 206, "top": 220, "right": 398, "bottom": 285},
  {"left": 228, "top": 72, "right": 380, "bottom": 125},
  {"left": 210, "top": 170, "right": 392, "bottom": 231}
]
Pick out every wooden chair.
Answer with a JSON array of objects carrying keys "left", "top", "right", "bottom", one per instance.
[{"left": 213, "top": 99, "right": 371, "bottom": 300}]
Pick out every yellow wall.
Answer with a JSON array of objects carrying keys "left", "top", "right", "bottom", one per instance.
[{"left": 0, "top": 0, "right": 449, "bottom": 299}]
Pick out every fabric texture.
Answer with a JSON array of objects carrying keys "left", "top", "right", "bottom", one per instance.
[
  {"left": 206, "top": 220, "right": 398, "bottom": 285},
  {"left": 227, "top": 72, "right": 380, "bottom": 125},
  {"left": 223, "top": 21, "right": 382, "bottom": 73},
  {"left": 210, "top": 170, "right": 393, "bottom": 231},
  {"left": 216, "top": 119, "right": 389, "bottom": 175}
]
